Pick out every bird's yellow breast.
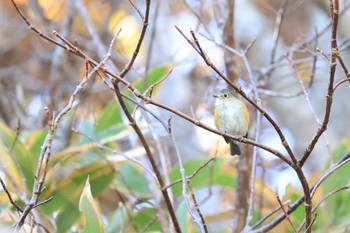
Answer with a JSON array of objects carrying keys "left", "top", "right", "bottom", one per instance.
[{"left": 214, "top": 98, "right": 249, "bottom": 136}]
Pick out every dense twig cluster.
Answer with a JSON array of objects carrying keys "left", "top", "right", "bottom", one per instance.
[{"left": 3, "top": 0, "right": 350, "bottom": 232}]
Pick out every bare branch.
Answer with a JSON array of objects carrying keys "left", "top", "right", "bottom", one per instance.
[
  {"left": 285, "top": 55, "right": 332, "bottom": 159},
  {"left": 249, "top": 200, "right": 290, "bottom": 230},
  {"left": 13, "top": 30, "right": 117, "bottom": 230},
  {"left": 242, "top": 51, "right": 263, "bottom": 228},
  {"left": 167, "top": 118, "right": 207, "bottom": 232},
  {"left": 299, "top": 0, "right": 339, "bottom": 167},
  {"left": 187, "top": 179, "right": 208, "bottom": 233},
  {"left": 333, "top": 77, "right": 350, "bottom": 91},
  {"left": 276, "top": 194, "right": 298, "bottom": 233},
  {"left": 266, "top": 0, "right": 289, "bottom": 81},
  {"left": 299, "top": 185, "right": 349, "bottom": 231},
  {"left": 0, "top": 177, "right": 23, "bottom": 212},
  {"left": 163, "top": 158, "right": 216, "bottom": 190},
  {"left": 119, "top": 0, "right": 151, "bottom": 77}
]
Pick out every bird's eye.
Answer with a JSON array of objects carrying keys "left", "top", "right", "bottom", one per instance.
[{"left": 223, "top": 94, "right": 228, "bottom": 97}]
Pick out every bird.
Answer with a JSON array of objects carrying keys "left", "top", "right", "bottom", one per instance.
[{"left": 213, "top": 89, "right": 250, "bottom": 156}]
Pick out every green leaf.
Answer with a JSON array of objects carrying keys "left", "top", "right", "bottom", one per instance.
[
  {"left": 134, "top": 65, "right": 172, "bottom": 93},
  {"left": 176, "top": 200, "right": 190, "bottom": 233},
  {"left": 94, "top": 124, "right": 128, "bottom": 145},
  {"left": 106, "top": 204, "right": 163, "bottom": 232},
  {"left": 123, "top": 65, "right": 171, "bottom": 112},
  {"left": 40, "top": 162, "right": 115, "bottom": 232},
  {"left": 50, "top": 123, "right": 128, "bottom": 167},
  {"left": 116, "top": 163, "right": 150, "bottom": 196},
  {"left": 106, "top": 204, "right": 130, "bottom": 233},
  {"left": 79, "top": 177, "right": 106, "bottom": 233},
  {"left": 133, "top": 208, "right": 161, "bottom": 231},
  {"left": 314, "top": 139, "right": 350, "bottom": 229},
  {"left": 0, "top": 122, "right": 36, "bottom": 191},
  {"left": 96, "top": 100, "right": 122, "bottom": 132},
  {"left": 28, "top": 129, "right": 49, "bottom": 156}
]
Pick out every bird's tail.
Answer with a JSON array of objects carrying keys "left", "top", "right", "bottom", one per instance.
[{"left": 229, "top": 140, "right": 241, "bottom": 156}]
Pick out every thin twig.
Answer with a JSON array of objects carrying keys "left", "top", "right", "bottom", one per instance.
[
  {"left": 128, "top": 0, "right": 145, "bottom": 20},
  {"left": 336, "top": 53, "right": 350, "bottom": 77},
  {"left": 300, "top": 0, "right": 339, "bottom": 167},
  {"left": 114, "top": 84, "right": 180, "bottom": 232},
  {"left": 198, "top": 157, "right": 215, "bottom": 206},
  {"left": 33, "top": 196, "right": 53, "bottom": 208},
  {"left": 270, "top": 1, "right": 350, "bottom": 68},
  {"left": 123, "top": 93, "right": 168, "bottom": 130},
  {"left": 120, "top": 0, "right": 151, "bottom": 77},
  {"left": 144, "top": 68, "right": 173, "bottom": 97},
  {"left": 257, "top": 88, "right": 305, "bottom": 98},
  {"left": 309, "top": 27, "right": 319, "bottom": 88},
  {"left": 294, "top": 2, "right": 340, "bottom": 231},
  {"left": 163, "top": 158, "right": 216, "bottom": 190},
  {"left": 333, "top": 77, "right": 350, "bottom": 91},
  {"left": 199, "top": 32, "right": 242, "bottom": 56},
  {"left": 276, "top": 195, "right": 298, "bottom": 233},
  {"left": 267, "top": 0, "right": 289, "bottom": 81},
  {"left": 299, "top": 185, "right": 349, "bottom": 231},
  {"left": 109, "top": 0, "right": 180, "bottom": 231},
  {"left": 186, "top": 179, "right": 208, "bottom": 233},
  {"left": 139, "top": 107, "right": 174, "bottom": 230},
  {"left": 242, "top": 50, "right": 262, "bottom": 229},
  {"left": 45, "top": 1, "right": 74, "bottom": 107},
  {"left": 285, "top": 55, "right": 331, "bottom": 153},
  {"left": 140, "top": 216, "right": 158, "bottom": 233},
  {"left": 0, "top": 177, "right": 23, "bottom": 212},
  {"left": 9, "top": 119, "right": 21, "bottom": 153},
  {"left": 10, "top": 0, "right": 69, "bottom": 52},
  {"left": 167, "top": 117, "right": 207, "bottom": 233},
  {"left": 71, "top": 128, "right": 157, "bottom": 181},
  {"left": 310, "top": 156, "right": 350, "bottom": 198},
  {"left": 74, "top": 0, "right": 120, "bottom": 74},
  {"left": 316, "top": 186, "right": 349, "bottom": 211},
  {"left": 249, "top": 200, "right": 290, "bottom": 230},
  {"left": 144, "top": 0, "right": 161, "bottom": 87}
]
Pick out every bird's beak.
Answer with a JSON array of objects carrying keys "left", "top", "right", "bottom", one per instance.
[{"left": 213, "top": 94, "right": 218, "bottom": 98}]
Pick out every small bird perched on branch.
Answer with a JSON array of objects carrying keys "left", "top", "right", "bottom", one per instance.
[{"left": 213, "top": 89, "right": 250, "bottom": 156}]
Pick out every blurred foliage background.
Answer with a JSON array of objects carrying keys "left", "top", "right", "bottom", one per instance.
[{"left": 0, "top": 0, "right": 350, "bottom": 232}]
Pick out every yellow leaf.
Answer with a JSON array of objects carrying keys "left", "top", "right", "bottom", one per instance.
[
  {"left": 38, "top": 0, "right": 67, "bottom": 23},
  {"left": 108, "top": 11, "right": 143, "bottom": 57},
  {"left": 87, "top": 1, "right": 111, "bottom": 26},
  {"left": 0, "top": 147, "right": 24, "bottom": 193}
]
